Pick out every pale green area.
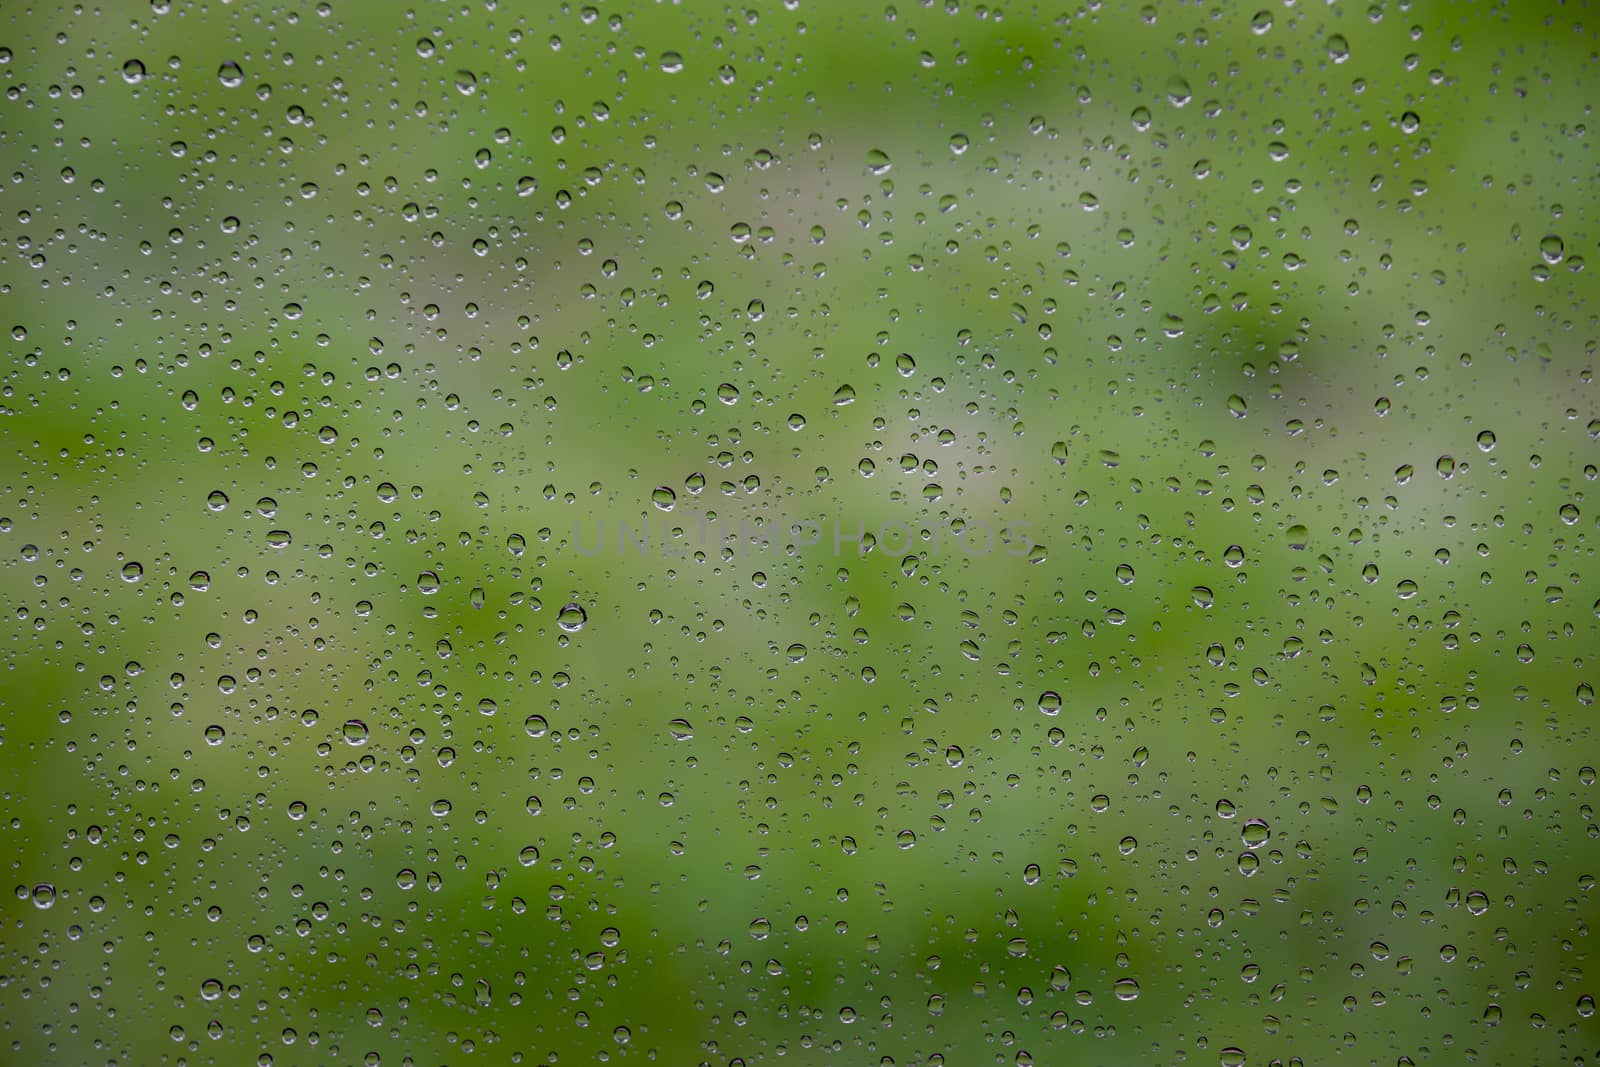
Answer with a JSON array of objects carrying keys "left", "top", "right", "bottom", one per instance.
[{"left": 2, "top": 1, "right": 1597, "bottom": 1065}]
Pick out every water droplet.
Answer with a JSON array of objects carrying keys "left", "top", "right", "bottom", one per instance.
[
  {"left": 557, "top": 602, "right": 588, "bottom": 632},
  {"left": 341, "top": 719, "right": 369, "bottom": 745},
  {"left": 217, "top": 61, "right": 244, "bottom": 87}
]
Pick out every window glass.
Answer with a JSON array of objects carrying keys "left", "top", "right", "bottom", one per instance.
[{"left": 3, "top": 3, "right": 1596, "bottom": 1065}]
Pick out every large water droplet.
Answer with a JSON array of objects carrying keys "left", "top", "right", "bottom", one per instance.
[{"left": 557, "top": 602, "right": 588, "bottom": 632}]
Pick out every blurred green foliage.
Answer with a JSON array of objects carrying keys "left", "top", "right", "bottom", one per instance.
[{"left": 2, "top": 1, "right": 1597, "bottom": 1064}]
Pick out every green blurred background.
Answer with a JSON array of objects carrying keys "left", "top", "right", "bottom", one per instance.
[{"left": 2, "top": 0, "right": 1597, "bottom": 1064}]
